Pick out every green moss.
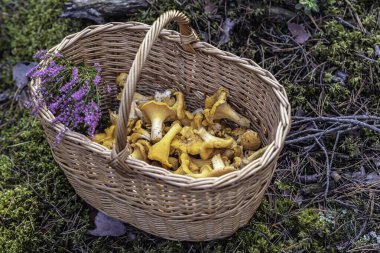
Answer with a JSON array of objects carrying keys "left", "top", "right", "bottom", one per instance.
[
  {"left": 0, "top": 0, "right": 86, "bottom": 90},
  {"left": 0, "top": 110, "right": 90, "bottom": 252},
  {"left": 0, "top": 186, "right": 38, "bottom": 252}
]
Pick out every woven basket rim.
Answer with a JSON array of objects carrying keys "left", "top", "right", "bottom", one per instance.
[{"left": 30, "top": 20, "right": 291, "bottom": 189}]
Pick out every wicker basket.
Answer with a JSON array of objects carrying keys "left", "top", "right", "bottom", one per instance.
[{"left": 29, "top": 10, "right": 291, "bottom": 241}]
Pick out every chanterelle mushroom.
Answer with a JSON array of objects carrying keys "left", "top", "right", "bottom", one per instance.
[
  {"left": 129, "top": 142, "right": 148, "bottom": 162},
  {"left": 116, "top": 72, "right": 128, "bottom": 87},
  {"left": 174, "top": 153, "right": 193, "bottom": 175},
  {"left": 170, "top": 91, "right": 186, "bottom": 120},
  {"left": 194, "top": 127, "right": 234, "bottom": 159},
  {"left": 139, "top": 101, "right": 176, "bottom": 142},
  {"left": 128, "top": 120, "right": 150, "bottom": 143},
  {"left": 242, "top": 145, "right": 268, "bottom": 165},
  {"left": 94, "top": 124, "right": 116, "bottom": 149},
  {"left": 209, "top": 153, "right": 236, "bottom": 176},
  {"left": 189, "top": 154, "right": 236, "bottom": 178},
  {"left": 241, "top": 130, "right": 261, "bottom": 151},
  {"left": 204, "top": 88, "right": 250, "bottom": 127},
  {"left": 171, "top": 126, "right": 203, "bottom": 156},
  {"left": 148, "top": 123, "right": 182, "bottom": 168}
]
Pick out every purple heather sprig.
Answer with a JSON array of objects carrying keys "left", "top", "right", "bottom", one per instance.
[{"left": 27, "top": 50, "right": 103, "bottom": 144}]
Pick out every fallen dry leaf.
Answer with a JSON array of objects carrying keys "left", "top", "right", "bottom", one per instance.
[
  {"left": 287, "top": 23, "right": 309, "bottom": 44},
  {"left": 219, "top": 18, "right": 236, "bottom": 45},
  {"left": 13, "top": 62, "right": 38, "bottom": 89},
  {"left": 88, "top": 211, "right": 127, "bottom": 237}
]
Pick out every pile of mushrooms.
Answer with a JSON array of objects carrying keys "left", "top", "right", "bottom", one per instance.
[{"left": 94, "top": 73, "right": 268, "bottom": 178}]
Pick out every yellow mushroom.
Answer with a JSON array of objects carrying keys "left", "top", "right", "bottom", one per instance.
[
  {"left": 174, "top": 153, "right": 193, "bottom": 175},
  {"left": 231, "top": 128, "right": 246, "bottom": 137},
  {"left": 194, "top": 127, "right": 234, "bottom": 159},
  {"left": 170, "top": 91, "right": 186, "bottom": 120},
  {"left": 128, "top": 120, "right": 150, "bottom": 143},
  {"left": 191, "top": 113, "right": 203, "bottom": 129},
  {"left": 233, "top": 157, "right": 242, "bottom": 168},
  {"left": 241, "top": 130, "right": 261, "bottom": 151},
  {"left": 187, "top": 165, "right": 213, "bottom": 178},
  {"left": 189, "top": 162, "right": 200, "bottom": 172},
  {"left": 204, "top": 87, "right": 228, "bottom": 109},
  {"left": 94, "top": 124, "right": 116, "bottom": 149},
  {"left": 136, "top": 139, "right": 151, "bottom": 150},
  {"left": 129, "top": 133, "right": 149, "bottom": 143},
  {"left": 189, "top": 156, "right": 212, "bottom": 168},
  {"left": 171, "top": 127, "right": 204, "bottom": 156},
  {"left": 133, "top": 92, "right": 151, "bottom": 102},
  {"left": 94, "top": 133, "right": 107, "bottom": 143},
  {"left": 207, "top": 166, "right": 236, "bottom": 177},
  {"left": 204, "top": 88, "right": 250, "bottom": 127},
  {"left": 189, "top": 163, "right": 235, "bottom": 178},
  {"left": 242, "top": 145, "right": 268, "bottom": 165},
  {"left": 129, "top": 142, "right": 148, "bottom": 161},
  {"left": 148, "top": 123, "right": 182, "bottom": 167},
  {"left": 168, "top": 157, "right": 179, "bottom": 170},
  {"left": 180, "top": 110, "right": 194, "bottom": 126},
  {"left": 132, "top": 120, "right": 150, "bottom": 138},
  {"left": 127, "top": 119, "right": 137, "bottom": 134},
  {"left": 139, "top": 101, "right": 176, "bottom": 142},
  {"left": 116, "top": 72, "right": 128, "bottom": 87},
  {"left": 209, "top": 153, "right": 236, "bottom": 176},
  {"left": 222, "top": 149, "right": 234, "bottom": 159}
]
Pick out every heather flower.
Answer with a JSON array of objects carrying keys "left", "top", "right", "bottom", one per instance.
[
  {"left": 33, "top": 49, "right": 48, "bottom": 59},
  {"left": 52, "top": 52, "right": 63, "bottom": 58},
  {"left": 27, "top": 50, "right": 103, "bottom": 144},
  {"left": 84, "top": 102, "right": 101, "bottom": 138},
  {"left": 71, "top": 82, "right": 89, "bottom": 101},
  {"left": 60, "top": 67, "right": 78, "bottom": 93},
  {"left": 94, "top": 63, "right": 101, "bottom": 73},
  {"left": 93, "top": 74, "right": 101, "bottom": 86}
]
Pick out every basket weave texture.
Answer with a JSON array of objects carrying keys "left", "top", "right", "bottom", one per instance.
[{"left": 29, "top": 11, "right": 291, "bottom": 241}]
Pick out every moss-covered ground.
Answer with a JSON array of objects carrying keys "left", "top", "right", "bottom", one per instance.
[{"left": 1, "top": 0, "right": 379, "bottom": 252}]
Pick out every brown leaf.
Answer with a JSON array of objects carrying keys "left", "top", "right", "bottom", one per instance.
[{"left": 287, "top": 23, "right": 309, "bottom": 44}]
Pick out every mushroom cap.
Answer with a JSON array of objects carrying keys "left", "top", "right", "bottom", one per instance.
[
  {"left": 241, "top": 130, "right": 261, "bottom": 151},
  {"left": 139, "top": 101, "right": 176, "bottom": 124},
  {"left": 204, "top": 87, "right": 229, "bottom": 109},
  {"left": 116, "top": 72, "right": 128, "bottom": 87},
  {"left": 203, "top": 87, "right": 250, "bottom": 127},
  {"left": 171, "top": 126, "right": 204, "bottom": 156},
  {"left": 171, "top": 91, "right": 186, "bottom": 120}
]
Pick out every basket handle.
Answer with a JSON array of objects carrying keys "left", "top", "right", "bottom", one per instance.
[{"left": 114, "top": 10, "right": 199, "bottom": 154}]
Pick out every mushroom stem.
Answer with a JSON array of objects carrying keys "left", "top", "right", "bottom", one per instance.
[
  {"left": 151, "top": 117, "right": 165, "bottom": 141},
  {"left": 214, "top": 103, "right": 250, "bottom": 127},
  {"left": 211, "top": 154, "right": 225, "bottom": 170},
  {"left": 242, "top": 145, "right": 268, "bottom": 165}
]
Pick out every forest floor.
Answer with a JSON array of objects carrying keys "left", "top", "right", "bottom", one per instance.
[{"left": 1, "top": 0, "right": 379, "bottom": 252}]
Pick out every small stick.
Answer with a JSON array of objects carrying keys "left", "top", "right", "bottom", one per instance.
[
  {"left": 314, "top": 137, "right": 331, "bottom": 199},
  {"left": 286, "top": 124, "right": 350, "bottom": 145},
  {"left": 291, "top": 116, "right": 380, "bottom": 133}
]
